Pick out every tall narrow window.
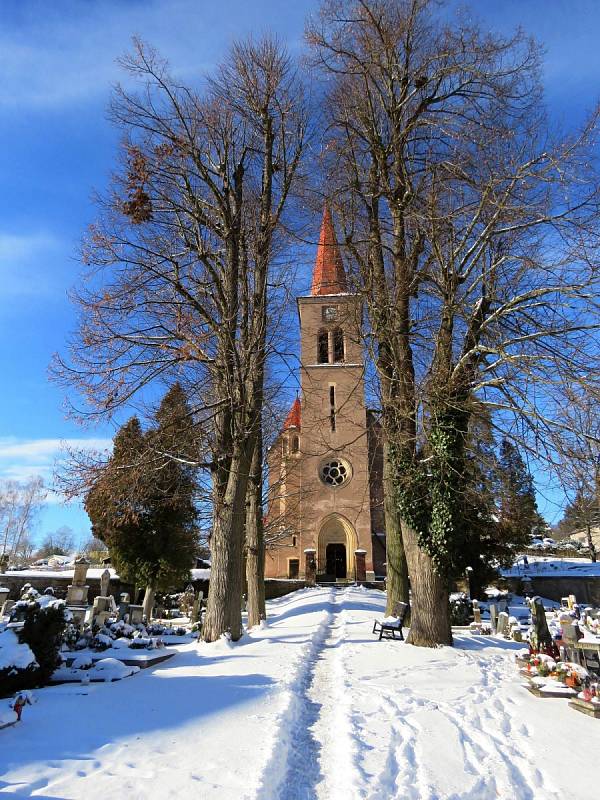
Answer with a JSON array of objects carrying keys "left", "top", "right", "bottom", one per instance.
[
  {"left": 317, "top": 329, "right": 329, "bottom": 364},
  {"left": 333, "top": 328, "right": 344, "bottom": 362},
  {"left": 291, "top": 435, "right": 299, "bottom": 454},
  {"left": 329, "top": 385, "right": 336, "bottom": 432}
]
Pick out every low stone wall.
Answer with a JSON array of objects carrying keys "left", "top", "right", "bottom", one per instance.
[
  {"left": 502, "top": 575, "right": 600, "bottom": 606},
  {"left": 0, "top": 572, "right": 133, "bottom": 603},
  {"left": 264, "top": 579, "right": 311, "bottom": 599}
]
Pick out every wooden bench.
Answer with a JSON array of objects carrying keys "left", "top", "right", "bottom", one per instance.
[{"left": 373, "top": 601, "right": 408, "bottom": 641}]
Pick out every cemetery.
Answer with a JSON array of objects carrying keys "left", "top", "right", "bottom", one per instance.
[
  {"left": 1, "top": 584, "right": 600, "bottom": 798},
  {"left": 1, "top": 0, "right": 600, "bottom": 797}
]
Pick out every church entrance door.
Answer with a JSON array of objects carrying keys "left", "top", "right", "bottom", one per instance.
[{"left": 325, "top": 543, "right": 347, "bottom": 579}]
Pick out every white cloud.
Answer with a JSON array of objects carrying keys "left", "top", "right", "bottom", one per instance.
[
  {"left": 0, "top": 436, "right": 112, "bottom": 496},
  {"left": 0, "top": 230, "right": 67, "bottom": 299},
  {"left": 0, "top": 0, "right": 220, "bottom": 110}
]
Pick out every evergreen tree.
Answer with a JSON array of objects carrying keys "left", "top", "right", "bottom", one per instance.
[
  {"left": 455, "top": 418, "right": 549, "bottom": 597},
  {"left": 85, "top": 389, "right": 198, "bottom": 616},
  {"left": 497, "top": 439, "right": 540, "bottom": 548}
]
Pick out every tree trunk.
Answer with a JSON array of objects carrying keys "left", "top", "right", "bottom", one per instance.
[
  {"left": 383, "top": 442, "right": 410, "bottom": 617},
  {"left": 586, "top": 523, "right": 597, "bottom": 562},
  {"left": 142, "top": 585, "right": 155, "bottom": 621},
  {"left": 203, "top": 448, "right": 251, "bottom": 642},
  {"left": 402, "top": 522, "right": 452, "bottom": 647},
  {"left": 246, "top": 439, "right": 266, "bottom": 627}
]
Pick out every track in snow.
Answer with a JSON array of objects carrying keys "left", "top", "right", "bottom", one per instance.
[{"left": 268, "top": 588, "right": 355, "bottom": 800}]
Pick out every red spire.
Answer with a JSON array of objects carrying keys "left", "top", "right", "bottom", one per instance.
[
  {"left": 310, "top": 205, "right": 348, "bottom": 296},
  {"left": 282, "top": 397, "right": 301, "bottom": 431}
]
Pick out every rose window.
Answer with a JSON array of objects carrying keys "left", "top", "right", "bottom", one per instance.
[{"left": 319, "top": 458, "right": 352, "bottom": 487}]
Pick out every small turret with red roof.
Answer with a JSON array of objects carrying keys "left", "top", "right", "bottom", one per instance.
[{"left": 282, "top": 396, "right": 301, "bottom": 431}]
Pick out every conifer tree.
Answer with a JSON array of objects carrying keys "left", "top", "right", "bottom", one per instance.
[
  {"left": 497, "top": 439, "right": 540, "bottom": 547},
  {"left": 85, "top": 394, "right": 198, "bottom": 617}
]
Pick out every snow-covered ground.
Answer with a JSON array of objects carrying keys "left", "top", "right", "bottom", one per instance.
[
  {"left": 1, "top": 587, "right": 598, "bottom": 799},
  {"left": 502, "top": 556, "right": 600, "bottom": 578}
]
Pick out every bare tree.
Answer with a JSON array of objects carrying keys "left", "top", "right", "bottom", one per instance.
[
  {"left": 0, "top": 477, "right": 46, "bottom": 564},
  {"left": 53, "top": 37, "right": 307, "bottom": 641},
  {"left": 35, "top": 525, "right": 77, "bottom": 558},
  {"left": 308, "top": 0, "right": 600, "bottom": 645},
  {"left": 553, "top": 384, "right": 600, "bottom": 560}
]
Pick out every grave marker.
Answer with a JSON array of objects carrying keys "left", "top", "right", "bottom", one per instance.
[{"left": 496, "top": 611, "right": 510, "bottom": 637}]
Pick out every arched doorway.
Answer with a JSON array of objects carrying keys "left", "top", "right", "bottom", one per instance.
[
  {"left": 326, "top": 543, "right": 347, "bottom": 579},
  {"left": 317, "top": 514, "right": 359, "bottom": 581}
]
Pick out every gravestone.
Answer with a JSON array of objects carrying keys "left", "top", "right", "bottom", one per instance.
[
  {"left": 561, "top": 615, "right": 580, "bottom": 645},
  {"left": 129, "top": 604, "right": 144, "bottom": 625},
  {"left": 66, "top": 555, "right": 90, "bottom": 606},
  {"left": 530, "top": 596, "right": 554, "bottom": 653},
  {"left": 89, "top": 595, "right": 116, "bottom": 628},
  {"left": 118, "top": 593, "right": 131, "bottom": 621},
  {"left": 191, "top": 591, "right": 204, "bottom": 624},
  {"left": 568, "top": 594, "right": 577, "bottom": 610},
  {"left": 472, "top": 600, "right": 482, "bottom": 625},
  {"left": 489, "top": 604, "right": 498, "bottom": 632},
  {"left": 496, "top": 611, "right": 510, "bottom": 637},
  {"left": 0, "top": 587, "right": 9, "bottom": 609},
  {"left": 99, "top": 569, "right": 111, "bottom": 598}
]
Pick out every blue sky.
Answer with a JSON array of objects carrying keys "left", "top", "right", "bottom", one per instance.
[{"left": 0, "top": 0, "right": 598, "bottom": 542}]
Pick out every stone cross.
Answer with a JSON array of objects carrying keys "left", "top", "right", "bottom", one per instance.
[{"left": 99, "top": 569, "right": 110, "bottom": 598}]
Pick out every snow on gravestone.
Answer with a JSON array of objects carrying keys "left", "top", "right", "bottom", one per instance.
[{"left": 496, "top": 611, "right": 510, "bottom": 637}]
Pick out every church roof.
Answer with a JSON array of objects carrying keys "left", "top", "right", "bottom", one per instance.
[
  {"left": 310, "top": 205, "right": 348, "bottom": 296},
  {"left": 282, "top": 397, "right": 301, "bottom": 431}
]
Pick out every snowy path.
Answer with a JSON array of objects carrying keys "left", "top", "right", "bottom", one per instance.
[
  {"left": 261, "top": 589, "right": 355, "bottom": 800},
  {"left": 1, "top": 587, "right": 599, "bottom": 799}
]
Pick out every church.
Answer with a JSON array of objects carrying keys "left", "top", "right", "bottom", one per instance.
[{"left": 265, "top": 207, "right": 386, "bottom": 583}]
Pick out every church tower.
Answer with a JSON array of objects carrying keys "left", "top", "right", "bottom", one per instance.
[{"left": 265, "top": 207, "right": 377, "bottom": 582}]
